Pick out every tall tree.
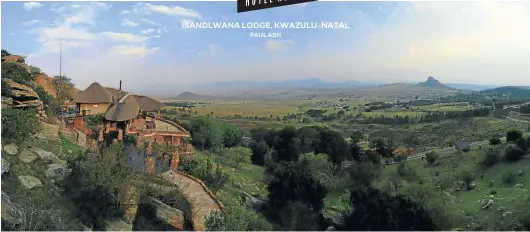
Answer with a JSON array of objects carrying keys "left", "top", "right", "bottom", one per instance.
[
  {"left": 342, "top": 187, "right": 438, "bottom": 231},
  {"left": 53, "top": 75, "right": 75, "bottom": 102}
]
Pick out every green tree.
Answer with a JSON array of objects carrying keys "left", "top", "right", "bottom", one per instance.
[
  {"left": 504, "top": 144, "right": 525, "bottom": 162},
  {"left": 267, "top": 161, "right": 328, "bottom": 213},
  {"left": 507, "top": 130, "right": 523, "bottom": 143},
  {"left": 342, "top": 187, "right": 438, "bottom": 231},
  {"left": 206, "top": 200, "right": 272, "bottom": 231},
  {"left": 30, "top": 65, "right": 42, "bottom": 75},
  {"left": 52, "top": 75, "right": 75, "bottom": 102},
  {"left": 222, "top": 124, "right": 242, "bottom": 148},
  {"left": 250, "top": 139, "right": 269, "bottom": 166},
  {"left": 299, "top": 153, "right": 338, "bottom": 190},
  {"left": 222, "top": 146, "right": 252, "bottom": 168},
  {"left": 1, "top": 109, "right": 42, "bottom": 144},
  {"left": 189, "top": 116, "right": 224, "bottom": 152}
]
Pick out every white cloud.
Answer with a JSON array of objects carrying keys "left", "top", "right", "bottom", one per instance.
[
  {"left": 22, "top": 20, "right": 42, "bottom": 26},
  {"left": 265, "top": 40, "right": 294, "bottom": 51},
  {"left": 141, "top": 3, "right": 202, "bottom": 19},
  {"left": 24, "top": 2, "right": 43, "bottom": 11},
  {"left": 99, "top": 32, "right": 148, "bottom": 42},
  {"left": 23, "top": 1, "right": 530, "bottom": 93},
  {"left": 120, "top": 9, "right": 130, "bottom": 15},
  {"left": 109, "top": 45, "right": 160, "bottom": 57},
  {"left": 122, "top": 19, "right": 138, "bottom": 27},
  {"left": 31, "top": 2, "right": 113, "bottom": 55},
  {"left": 141, "top": 28, "right": 156, "bottom": 34},
  {"left": 141, "top": 18, "right": 160, "bottom": 26}
]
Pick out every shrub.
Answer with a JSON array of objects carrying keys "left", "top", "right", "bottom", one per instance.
[
  {"left": 206, "top": 200, "right": 272, "bottom": 231},
  {"left": 425, "top": 152, "right": 439, "bottom": 165},
  {"left": 507, "top": 130, "right": 523, "bottom": 143},
  {"left": 397, "top": 162, "right": 417, "bottom": 178},
  {"left": 489, "top": 137, "right": 501, "bottom": 146},
  {"left": 220, "top": 146, "right": 252, "bottom": 168},
  {"left": 64, "top": 143, "right": 139, "bottom": 230},
  {"left": 34, "top": 86, "right": 60, "bottom": 115},
  {"left": 504, "top": 144, "right": 525, "bottom": 162},
  {"left": 1, "top": 109, "right": 41, "bottom": 144},
  {"left": 482, "top": 149, "right": 500, "bottom": 167},
  {"left": 501, "top": 171, "right": 517, "bottom": 184},
  {"left": 1, "top": 62, "right": 33, "bottom": 85},
  {"left": 178, "top": 157, "right": 231, "bottom": 191},
  {"left": 515, "top": 138, "right": 528, "bottom": 152},
  {"left": 459, "top": 170, "right": 475, "bottom": 190}
]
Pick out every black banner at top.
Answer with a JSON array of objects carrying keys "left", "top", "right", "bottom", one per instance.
[{"left": 237, "top": 0, "right": 317, "bottom": 13}]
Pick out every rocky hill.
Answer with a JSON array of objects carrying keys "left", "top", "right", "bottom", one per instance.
[
  {"left": 171, "top": 91, "right": 214, "bottom": 100},
  {"left": 418, "top": 76, "right": 451, "bottom": 89}
]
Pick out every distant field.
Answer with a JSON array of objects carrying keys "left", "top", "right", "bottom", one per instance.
[
  {"left": 416, "top": 103, "right": 472, "bottom": 111},
  {"left": 164, "top": 100, "right": 304, "bottom": 117},
  {"left": 361, "top": 111, "right": 426, "bottom": 118}
]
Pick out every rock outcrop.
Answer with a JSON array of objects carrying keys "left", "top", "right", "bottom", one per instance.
[
  {"left": 35, "top": 74, "right": 57, "bottom": 97},
  {"left": 146, "top": 196, "right": 186, "bottom": 230},
  {"left": 3, "top": 79, "right": 42, "bottom": 109}
]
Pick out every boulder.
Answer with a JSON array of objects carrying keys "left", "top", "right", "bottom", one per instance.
[
  {"left": 45, "top": 163, "right": 71, "bottom": 181},
  {"left": 146, "top": 197, "right": 185, "bottom": 230},
  {"left": 3, "top": 79, "right": 41, "bottom": 109},
  {"left": 29, "top": 147, "right": 59, "bottom": 161},
  {"left": 326, "top": 226, "right": 336, "bottom": 231},
  {"left": 241, "top": 191, "right": 266, "bottom": 209},
  {"left": 3, "top": 143, "right": 18, "bottom": 155},
  {"left": 35, "top": 122, "right": 60, "bottom": 141},
  {"left": 19, "top": 150, "right": 38, "bottom": 163},
  {"left": 2, "top": 158, "right": 9, "bottom": 175},
  {"left": 18, "top": 175, "right": 43, "bottom": 189},
  {"left": 104, "top": 219, "right": 133, "bottom": 231}
]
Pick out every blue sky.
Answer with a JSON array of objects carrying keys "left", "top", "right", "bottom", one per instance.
[{"left": 2, "top": 1, "right": 530, "bottom": 93}]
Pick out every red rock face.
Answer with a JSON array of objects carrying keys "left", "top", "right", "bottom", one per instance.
[
  {"left": 170, "top": 153, "right": 180, "bottom": 172},
  {"left": 35, "top": 75, "right": 57, "bottom": 97},
  {"left": 145, "top": 156, "right": 155, "bottom": 174}
]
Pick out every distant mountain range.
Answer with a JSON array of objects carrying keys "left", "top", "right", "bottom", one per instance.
[
  {"left": 479, "top": 86, "right": 530, "bottom": 100},
  {"left": 166, "top": 77, "right": 520, "bottom": 100},
  {"left": 191, "top": 78, "right": 383, "bottom": 92}
]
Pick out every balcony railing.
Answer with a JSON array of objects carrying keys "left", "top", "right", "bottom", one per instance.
[{"left": 56, "top": 109, "right": 92, "bottom": 118}]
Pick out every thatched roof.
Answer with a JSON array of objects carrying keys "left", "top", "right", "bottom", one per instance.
[
  {"left": 104, "top": 87, "right": 121, "bottom": 97},
  {"left": 135, "top": 95, "right": 165, "bottom": 112},
  {"left": 75, "top": 82, "right": 113, "bottom": 103},
  {"left": 104, "top": 93, "right": 141, "bottom": 122}
]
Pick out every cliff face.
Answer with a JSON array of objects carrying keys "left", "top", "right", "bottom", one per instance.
[{"left": 35, "top": 75, "right": 57, "bottom": 97}]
